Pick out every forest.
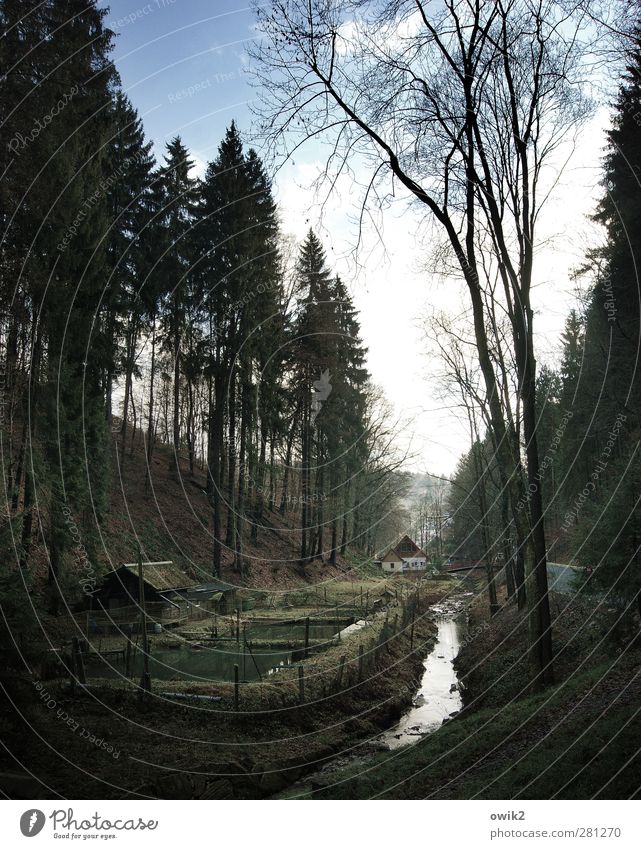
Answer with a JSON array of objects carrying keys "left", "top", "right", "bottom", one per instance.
[
  {"left": 1, "top": 0, "right": 641, "bottom": 807},
  {"left": 443, "top": 30, "right": 641, "bottom": 623},
  {"left": 0, "top": 1, "right": 412, "bottom": 638}
]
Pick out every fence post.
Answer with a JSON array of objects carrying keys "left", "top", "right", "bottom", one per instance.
[
  {"left": 242, "top": 624, "right": 247, "bottom": 681},
  {"left": 72, "top": 637, "right": 86, "bottom": 686},
  {"left": 337, "top": 655, "right": 346, "bottom": 689},
  {"left": 299, "top": 666, "right": 305, "bottom": 703},
  {"left": 125, "top": 639, "right": 132, "bottom": 677},
  {"left": 234, "top": 663, "right": 239, "bottom": 712},
  {"left": 68, "top": 643, "right": 78, "bottom": 696},
  {"left": 304, "top": 617, "right": 310, "bottom": 658},
  {"left": 137, "top": 553, "right": 151, "bottom": 702}
]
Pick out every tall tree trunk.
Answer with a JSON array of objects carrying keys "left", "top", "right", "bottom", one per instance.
[
  {"left": 19, "top": 324, "right": 42, "bottom": 571},
  {"left": 11, "top": 419, "right": 27, "bottom": 512},
  {"left": 5, "top": 313, "right": 18, "bottom": 399},
  {"left": 129, "top": 392, "right": 137, "bottom": 457},
  {"left": 315, "top": 446, "right": 325, "bottom": 560},
  {"left": 235, "top": 381, "right": 249, "bottom": 575},
  {"left": 19, "top": 465, "right": 34, "bottom": 572},
  {"left": 225, "top": 373, "right": 237, "bottom": 548},
  {"left": 522, "top": 362, "right": 553, "bottom": 686},
  {"left": 280, "top": 398, "right": 301, "bottom": 515},
  {"left": 252, "top": 418, "right": 268, "bottom": 543},
  {"left": 340, "top": 479, "right": 351, "bottom": 556},
  {"left": 330, "top": 517, "right": 338, "bottom": 565},
  {"left": 171, "top": 330, "right": 181, "bottom": 477},
  {"left": 463, "top": 257, "right": 543, "bottom": 680},
  {"left": 268, "top": 430, "right": 276, "bottom": 512},
  {"left": 209, "top": 370, "right": 225, "bottom": 578},
  {"left": 515, "top": 545, "right": 527, "bottom": 610},
  {"left": 105, "top": 367, "right": 113, "bottom": 426},
  {"left": 120, "top": 320, "right": 139, "bottom": 475},
  {"left": 120, "top": 360, "right": 132, "bottom": 474},
  {"left": 469, "top": 421, "right": 499, "bottom": 617},
  {"left": 329, "top": 468, "right": 338, "bottom": 565},
  {"left": 187, "top": 377, "right": 195, "bottom": 476},
  {"left": 502, "top": 492, "right": 516, "bottom": 603},
  {"left": 47, "top": 498, "right": 65, "bottom": 615},
  {"left": 300, "top": 398, "right": 310, "bottom": 561},
  {"left": 144, "top": 317, "right": 157, "bottom": 494}
]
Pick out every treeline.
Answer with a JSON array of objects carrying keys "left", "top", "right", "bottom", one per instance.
[
  {"left": 0, "top": 0, "right": 405, "bottom": 612},
  {"left": 445, "top": 24, "right": 641, "bottom": 619}
]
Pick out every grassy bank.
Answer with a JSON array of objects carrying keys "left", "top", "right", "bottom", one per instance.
[{"left": 300, "top": 588, "right": 641, "bottom": 799}]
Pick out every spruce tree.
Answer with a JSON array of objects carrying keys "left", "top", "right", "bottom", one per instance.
[
  {"left": 103, "top": 91, "right": 155, "bottom": 469},
  {"left": 156, "top": 137, "right": 199, "bottom": 477}
]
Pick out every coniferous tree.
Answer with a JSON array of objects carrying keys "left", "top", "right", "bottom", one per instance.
[
  {"left": 558, "top": 24, "right": 641, "bottom": 616},
  {"left": 156, "top": 137, "right": 199, "bottom": 477},
  {"left": 103, "top": 92, "right": 155, "bottom": 458},
  {"left": 292, "top": 230, "right": 335, "bottom": 560},
  {"left": 0, "top": 0, "right": 120, "bottom": 608}
]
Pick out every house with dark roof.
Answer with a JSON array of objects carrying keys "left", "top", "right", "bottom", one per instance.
[
  {"left": 90, "top": 562, "right": 238, "bottom": 633},
  {"left": 378, "top": 536, "right": 428, "bottom": 573},
  {"left": 95, "top": 561, "right": 199, "bottom": 609}
]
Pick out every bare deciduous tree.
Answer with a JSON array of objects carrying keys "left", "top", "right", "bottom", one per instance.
[{"left": 251, "top": 0, "right": 597, "bottom": 687}]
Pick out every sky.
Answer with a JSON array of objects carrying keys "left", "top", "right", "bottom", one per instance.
[{"left": 104, "top": 0, "right": 611, "bottom": 478}]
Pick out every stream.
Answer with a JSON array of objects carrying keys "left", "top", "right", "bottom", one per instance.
[
  {"left": 279, "top": 593, "right": 471, "bottom": 796},
  {"left": 378, "top": 613, "right": 466, "bottom": 748}
]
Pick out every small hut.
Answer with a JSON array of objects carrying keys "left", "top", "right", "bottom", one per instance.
[
  {"left": 89, "top": 562, "right": 197, "bottom": 633},
  {"left": 177, "top": 580, "right": 238, "bottom": 617},
  {"left": 90, "top": 562, "right": 238, "bottom": 634}
]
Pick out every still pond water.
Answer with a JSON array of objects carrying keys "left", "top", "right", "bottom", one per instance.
[{"left": 90, "top": 623, "right": 340, "bottom": 683}]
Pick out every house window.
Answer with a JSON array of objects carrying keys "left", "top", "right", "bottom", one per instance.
[{"left": 389, "top": 563, "right": 394, "bottom": 569}]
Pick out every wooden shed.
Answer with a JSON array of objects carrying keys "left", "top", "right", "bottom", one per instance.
[
  {"left": 89, "top": 562, "right": 195, "bottom": 634},
  {"left": 89, "top": 562, "right": 238, "bottom": 634}
]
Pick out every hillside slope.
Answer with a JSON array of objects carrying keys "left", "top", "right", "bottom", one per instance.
[
  {"left": 106, "top": 430, "right": 355, "bottom": 588},
  {"left": 20, "top": 426, "right": 356, "bottom": 602}
]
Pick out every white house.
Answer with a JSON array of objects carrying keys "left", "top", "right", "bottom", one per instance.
[
  {"left": 379, "top": 548, "right": 403, "bottom": 573},
  {"left": 379, "top": 536, "right": 428, "bottom": 572}
]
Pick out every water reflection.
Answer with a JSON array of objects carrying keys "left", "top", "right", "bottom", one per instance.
[{"left": 379, "top": 616, "right": 465, "bottom": 749}]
